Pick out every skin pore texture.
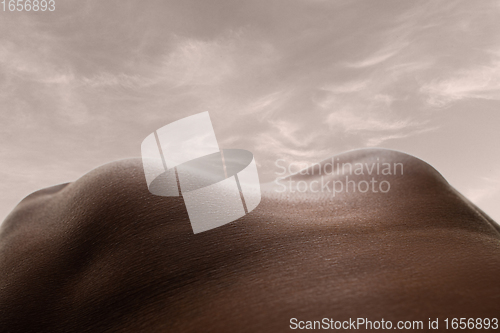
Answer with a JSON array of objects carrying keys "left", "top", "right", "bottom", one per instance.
[{"left": 0, "top": 148, "right": 499, "bottom": 332}]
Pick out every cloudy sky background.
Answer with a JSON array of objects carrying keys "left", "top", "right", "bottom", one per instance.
[{"left": 1, "top": 0, "right": 500, "bottom": 223}]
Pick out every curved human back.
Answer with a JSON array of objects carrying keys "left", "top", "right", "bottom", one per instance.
[{"left": 1, "top": 149, "right": 499, "bottom": 332}]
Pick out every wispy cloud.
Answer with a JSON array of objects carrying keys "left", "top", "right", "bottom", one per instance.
[
  {"left": 81, "top": 72, "right": 155, "bottom": 89},
  {"left": 161, "top": 38, "right": 237, "bottom": 87},
  {"left": 326, "top": 109, "right": 412, "bottom": 133},
  {"left": 421, "top": 52, "right": 500, "bottom": 107},
  {"left": 345, "top": 41, "right": 410, "bottom": 68},
  {"left": 316, "top": 71, "right": 429, "bottom": 147},
  {"left": 321, "top": 80, "right": 369, "bottom": 94},
  {"left": 465, "top": 170, "right": 500, "bottom": 204},
  {"left": 0, "top": 36, "right": 90, "bottom": 126},
  {"left": 366, "top": 126, "right": 438, "bottom": 147},
  {"left": 0, "top": 40, "right": 70, "bottom": 84}
]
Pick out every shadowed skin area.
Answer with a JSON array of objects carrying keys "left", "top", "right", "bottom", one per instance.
[{"left": 0, "top": 149, "right": 499, "bottom": 332}]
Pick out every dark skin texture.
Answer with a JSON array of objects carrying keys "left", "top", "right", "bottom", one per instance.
[{"left": 0, "top": 148, "right": 499, "bottom": 332}]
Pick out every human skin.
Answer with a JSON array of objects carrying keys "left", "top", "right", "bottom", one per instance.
[{"left": 0, "top": 149, "right": 499, "bottom": 332}]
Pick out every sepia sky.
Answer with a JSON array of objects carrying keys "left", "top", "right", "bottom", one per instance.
[{"left": 1, "top": 0, "right": 500, "bottom": 223}]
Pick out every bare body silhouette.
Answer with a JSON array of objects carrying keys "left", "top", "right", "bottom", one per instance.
[{"left": 1, "top": 149, "right": 499, "bottom": 332}]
